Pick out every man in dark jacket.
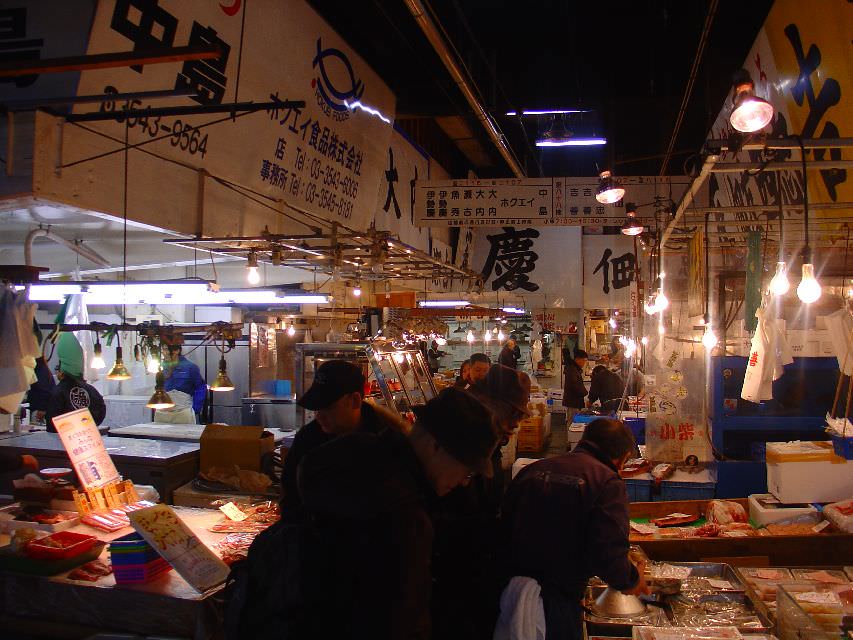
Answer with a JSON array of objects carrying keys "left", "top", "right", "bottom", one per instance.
[
  {"left": 502, "top": 418, "right": 649, "bottom": 639},
  {"left": 46, "top": 333, "right": 105, "bottom": 433},
  {"left": 280, "top": 360, "right": 406, "bottom": 514},
  {"left": 297, "top": 387, "right": 501, "bottom": 640},
  {"left": 563, "top": 349, "right": 588, "bottom": 421},
  {"left": 588, "top": 365, "right": 626, "bottom": 411}
]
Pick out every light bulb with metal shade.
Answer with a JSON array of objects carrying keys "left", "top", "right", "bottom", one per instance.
[
  {"left": 106, "top": 346, "right": 132, "bottom": 381},
  {"left": 595, "top": 170, "right": 626, "bottom": 205},
  {"left": 729, "top": 70, "right": 774, "bottom": 133},
  {"left": 621, "top": 204, "right": 644, "bottom": 236},
  {"left": 210, "top": 356, "right": 235, "bottom": 391},
  {"left": 91, "top": 341, "right": 105, "bottom": 370},
  {"left": 146, "top": 356, "right": 160, "bottom": 374},
  {"left": 769, "top": 261, "right": 790, "bottom": 296},
  {"left": 797, "top": 263, "right": 822, "bottom": 303},
  {"left": 466, "top": 330, "right": 475, "bottom": 343},
  {"left": 146, "top": 370, "right": 175, "bottom": 410}
]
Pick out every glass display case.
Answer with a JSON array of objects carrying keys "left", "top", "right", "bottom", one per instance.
[{"left": 294, "top": 343, "right": 437, "bottom": 426}]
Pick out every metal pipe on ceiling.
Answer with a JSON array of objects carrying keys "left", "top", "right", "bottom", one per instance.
[
  {"left": 24, "top": 228, "right": 110, "bottom": 268},
  {"left": 403, "top": 0, "right": 525, "bottom": 177},
  {"left": 705, "top": 137, "right": 853, "bottom": 151},
  {"left": 660, "top": 153, "right": 718, "bottom": 248}
]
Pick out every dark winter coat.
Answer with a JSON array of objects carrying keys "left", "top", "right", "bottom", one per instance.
[
  {"left": 498, "top": 345, "right": 518, "bottom": 369},
  {"left": 46, "top": 376, "right": 106, "bottom": 433},
  {"left": 588, "top": 368, "right": 625, "bottom": 410},
  {"left": 562, "top": 359, "right": 587, "bottom": 408},
  {"left": 279, "top": 402, "right": 407, "bottom": 514},
  {"left": 297, "top": 428, "right": 434, "bottom": 640},
  {"left": 501, "top": 440, "right": 639, "bottom": 600}
]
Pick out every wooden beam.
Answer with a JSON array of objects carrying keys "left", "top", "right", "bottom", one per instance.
[{"left": 0, "top": 45, "right": 221, "bottom": 78}]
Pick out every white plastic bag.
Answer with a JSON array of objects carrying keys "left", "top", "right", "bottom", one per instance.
[{"left": 742, "top": 308, "right": 771, "bottom": 402}]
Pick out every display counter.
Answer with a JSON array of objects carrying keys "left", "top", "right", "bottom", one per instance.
[
  {"left": 0, "top": 432, "right": 199, "bottom": 503},
  {"left": 0, "top": 507, "right": 225, "bottom": 639},
  {"left": 629, "top": 498, "right": 853, "bottom": 565},
  {"left": 108, "top": 422, "right": 296, "bottom": 445}
]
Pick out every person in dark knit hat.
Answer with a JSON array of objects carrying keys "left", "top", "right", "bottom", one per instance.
[{"left": 296, "top": 386, "right": 501, "bottom": 640}]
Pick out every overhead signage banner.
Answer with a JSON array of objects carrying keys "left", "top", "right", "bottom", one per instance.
[
  {"left": 33, "top": 0, "right": 397, "bottom": 237},
  {"left": 471, "top": 226, "right": 583, "bottom": 306},
  {"left": 583, "top": 235, "right": 638, "bottom": 310},
  {"left": 414, "top": 176, "right": 689, "bottom": 227}
]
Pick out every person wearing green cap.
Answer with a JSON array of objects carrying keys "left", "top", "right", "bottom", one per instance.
[{"left": 45, "top": 333, "right": 106, "bottom": 433}]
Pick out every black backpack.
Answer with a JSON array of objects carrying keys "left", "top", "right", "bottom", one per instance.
[{"left": 223, "top": 519, "right": 304, "bottom": 640}]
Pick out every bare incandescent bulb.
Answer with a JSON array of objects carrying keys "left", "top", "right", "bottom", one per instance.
[
  {"left": 797, "top": 263, "right": 822, "bottom": 304},
  {"left": 466, "top": 329, "right": 475, "bottom": 343},
  {"left": 769, "top": 261, "right": 790, "bottom": 296},
  {"left": 287, "top": 323, "right": 296, "bottom": 337},
  {"left": 702, "top": 324, "right": 718, "bottom": 350},
  {"left": 246, "top": 266, "right": 261, "bottom": 285}
]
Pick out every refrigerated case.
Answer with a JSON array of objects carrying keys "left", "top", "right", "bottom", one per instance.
[{"left": 294, "top": 343, "right": 437, "bottom": 426}]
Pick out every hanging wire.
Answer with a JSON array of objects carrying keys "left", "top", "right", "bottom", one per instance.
[{"left": 122, "top": 120, "right": 128, "bottom": 325}]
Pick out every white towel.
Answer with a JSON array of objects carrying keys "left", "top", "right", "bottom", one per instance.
[{"left": 493, "top": 576, "right": 546, "bottom": 640}]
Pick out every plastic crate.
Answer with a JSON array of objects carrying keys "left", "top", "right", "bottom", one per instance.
[
  {"left": 831, "top": 433, "right": 853, "bottom": 460},
  {"left": 109, "top": 533, "right": 171, "bottom": 584},
  {"left": 624, "top": 478, "right": 652, "bottom": 502},
  {"left": 660, "top": 480, "right": 715, "bottom": 501},
  {"left": 623, "top": 417, "right": 645, "bottom": 445}
]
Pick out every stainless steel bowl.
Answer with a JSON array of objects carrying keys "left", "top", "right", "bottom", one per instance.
[{"left": 592, "top": 587, "right": 648, "bottom": 617}]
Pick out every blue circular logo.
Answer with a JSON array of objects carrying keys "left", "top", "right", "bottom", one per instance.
[{"left": 312, "top": 38, "right": 365, "bottom": 118}]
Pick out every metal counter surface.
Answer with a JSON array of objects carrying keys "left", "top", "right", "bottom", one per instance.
[{"left": 108, "top": 423, "right": 295, "bottom": 444}]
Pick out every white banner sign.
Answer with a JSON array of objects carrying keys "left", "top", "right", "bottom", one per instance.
[
  {"left": 34, "top": 0, "right": 397, "bottom": 236},
  {"left": 415, "top": 177, "right": 689, "bottom": 227},
  {"left": 583, "top": 235, "right": 638, "bottom": 310},
  {"left": 472, "top": 226, "right": 582, "bottom": 304}
]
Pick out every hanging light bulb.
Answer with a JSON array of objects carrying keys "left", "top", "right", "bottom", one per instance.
[
  {"left": 497, "top": 328, "right": 505, "bottom": 341},
  {"left": 658, "top": 324, "right": 666, "bottom": 335},
  {"left": 644, "top": 293, "right": 659, "bottom": 315},
  {"left": 656, "top": 290, "right": 670, "bottom": 311},
  {"left": 466, "top": 329, "right": 475, "bottom": 343},
  {"left": 492, "top": 326, "right": 498, "bottom": 334},
  {"left": 729, "top": 69, "right": 774, "bottom": 133},
  {"left": 210, "top": 356, "right": 235, "bottom": 391},
  {"left": 620, "top": 203, "right": 644, "bottom": 236},
  {"left": 609, "top": 317, "right": 617, "bottom": 329},
  {"left": 641, "top": 336, "right": 649, "bottom": 346},
  {"left": 595, "top": 170, "right": 626, "bottom": 204},
  {"left": 146, "top": 370, "right": 175, "bottom": 410},
  {"left": 287, "top": 322, "right": 296, "bottom": 337},
  {"left": 797, "top": 262, "right": 822, "bottom": 304},
  {"left": 769, "top": 261, "right": 790, "bottom": 296},
  {"left": 702, "top": 322, "right": 718, "bottom": 350},
  {"left": 435, "top": 336, "right": 447, "bottom": 346},
  {"left": 246, "top": 252, "right": 261, "bottom": 285},
  {"left": 106, "top": 346, "right": 131, "bottom": 381},
  {"left": 146, "top": 356, "right": 160, "bottom": 374},
  {"left": 484, "top": 329, "right": 492, "bottom": 343},
  {"left": 353, "top": 285, "right": 362, "bottom": 297},
  {"left": 91, "top": 340, "right": 105, "bottom": 370}
]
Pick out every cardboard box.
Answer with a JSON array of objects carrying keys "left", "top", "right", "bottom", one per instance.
[{"left": 200, "top": 424, "right": 276, "bottom": 473}]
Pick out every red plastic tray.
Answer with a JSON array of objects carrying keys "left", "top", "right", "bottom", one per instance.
[{"left": 24, "top": 531, "right": 99, "bottom": 560}]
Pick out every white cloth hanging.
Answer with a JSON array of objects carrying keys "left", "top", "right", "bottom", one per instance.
[
  {"left": 825, "top": 308, "right": 853, "bottom": 376},
  {"left": 0, "top": 287, "right": 40, "bottom": 413},
  {"left": 493, "top": 576, "right": 546, "bottom": 640}
]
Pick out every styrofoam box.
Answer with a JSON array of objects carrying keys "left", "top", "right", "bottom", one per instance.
[
  {"left": 748, "top": 493, "right": 820, "bottom": 526},
  {"left": 766, "top": 441, "right": 853, "bottom": 504}
]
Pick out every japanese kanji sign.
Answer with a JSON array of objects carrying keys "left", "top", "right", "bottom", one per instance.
[
  {"left": 583, "top": 236, "right": 638, "bottom": 309},
  {"left": 52, "top": 407, "right": 120, "bottom": 490},
  {"left": 414, "top": 176, "right": 689, "bottom": 227}
]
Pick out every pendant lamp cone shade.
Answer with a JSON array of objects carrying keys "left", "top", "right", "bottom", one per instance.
[
  {"left": 595, "top": 170, "right": 625, "bottom": 204},
  {"left": 91, "top": 341, "right": 106, "bottom": 370},
  {"left": 210, "top": 356, "right": 235, "bottom": 391},
  {"left": 729, "top": 70, "right": 774, "bottom": 133},
  {"left": 621, "top": 204, "right": 644, "bottom": 236},
  {"left": 106, "top": 346, "right": 132, "bottom": 381},
  {"left": 146, "top": 370, "right": 175, "bottom": 409}
]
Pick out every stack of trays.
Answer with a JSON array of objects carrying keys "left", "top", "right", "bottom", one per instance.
[{"left": 109, "top": 532, "right": 171, "bottom": 584}]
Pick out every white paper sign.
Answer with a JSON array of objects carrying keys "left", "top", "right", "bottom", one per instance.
[
  {"left": 129, "top": 503, "right": 229, "bottom": 593},
  {"left": 52, "top": 407, "right": 120, "bottom": 489},
  {"left": 219, "top": 502, "right": 248, "bottom": 522}
]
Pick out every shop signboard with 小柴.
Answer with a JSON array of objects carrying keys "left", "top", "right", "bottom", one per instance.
[
  {"left": 52, "top": 407, "right": 120, "bottom": 489},
  {"left": 32, "top": 0, "right": 397, "bottom": 238}
]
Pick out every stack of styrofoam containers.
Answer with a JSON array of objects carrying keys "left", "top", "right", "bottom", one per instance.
[
  {"left": 547, "top": 389, "right": 565, "bottom": 413},
  {"left": 765, "top": 441, "right": 853, "bottom": 504},
  {"left": 748, "top": 493, "right": 820, "bottom": 526}
]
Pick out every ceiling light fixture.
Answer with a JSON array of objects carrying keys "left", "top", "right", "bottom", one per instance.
[
  {"left": 210, "top": 356, "right": 235, "bottom": 392},
  {"left": 795, "top": 138, "right": 821, "bottom": 304},
  {"left": 146, "top": 370, "right": 175, "bottom": 410},
  {"left": 595, "top": 170, "right": 625, "bottom": 204},
  {"left": 466, "top": 329, "right": 475, "bottom": 343},
  {"left": 91, "top": 338, "right": 105, "bottom": 370},
  {"left": 769, "top": 261, "right": 790, "bottom": 296},
  {"left": 106, "top": 345, "right": 131, "bottom": 381},
  {"left": 246, "top": 252, "right": 261, "bottom": 285},
  {"left": 287, "top": 322, "right": 296, "bottom": 337},
  {"left": 501, "top": 307, "right": 526, "bottom": 314},
  {"left": 505, "top": 108, "right": 588, "bottom": 116},
  {"left": 729, "top": 69, "right": 774, "bottom": 133},
  {"left": 418, "top": 300, "right": 470, "bottom": 308},
  {"left": 621, "top": 202, "right": 644, "bottom": 236}
]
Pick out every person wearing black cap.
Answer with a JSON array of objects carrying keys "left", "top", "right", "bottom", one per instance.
[
  {"left": 563, "top": 349, "right": 589, "bottom": 422},
  {"left": 296, "top": 387, "right": 501, "bottom": 640},
  {"left": 501, "top": 418, "right": 649, "bottom": 640},
  {"left": 279, "top": 360, "right": 407, "bottom": 515}
]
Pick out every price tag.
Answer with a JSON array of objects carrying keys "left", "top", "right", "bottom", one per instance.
[
  {"left": 666, "top": 513, "right": 692, "bottom": 519},
  {"left": 708, "top": 579, "right": 734, "bottom": 589},
  {"left": 630, "top": 522, "right": 656, "bottom": 535},
  {"left": 219, "top": 502, "right": 248, "bottom": 521},
  {"left": 797, "top": 591, "right": 842, "bottom": 605},
  {"left": 812, "top": 520, "right": 830, "bottom": 533}
]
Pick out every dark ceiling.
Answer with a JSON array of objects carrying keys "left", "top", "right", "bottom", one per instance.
[{"left": 308, "top": 0, "right": 774, "bottom": 178}]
